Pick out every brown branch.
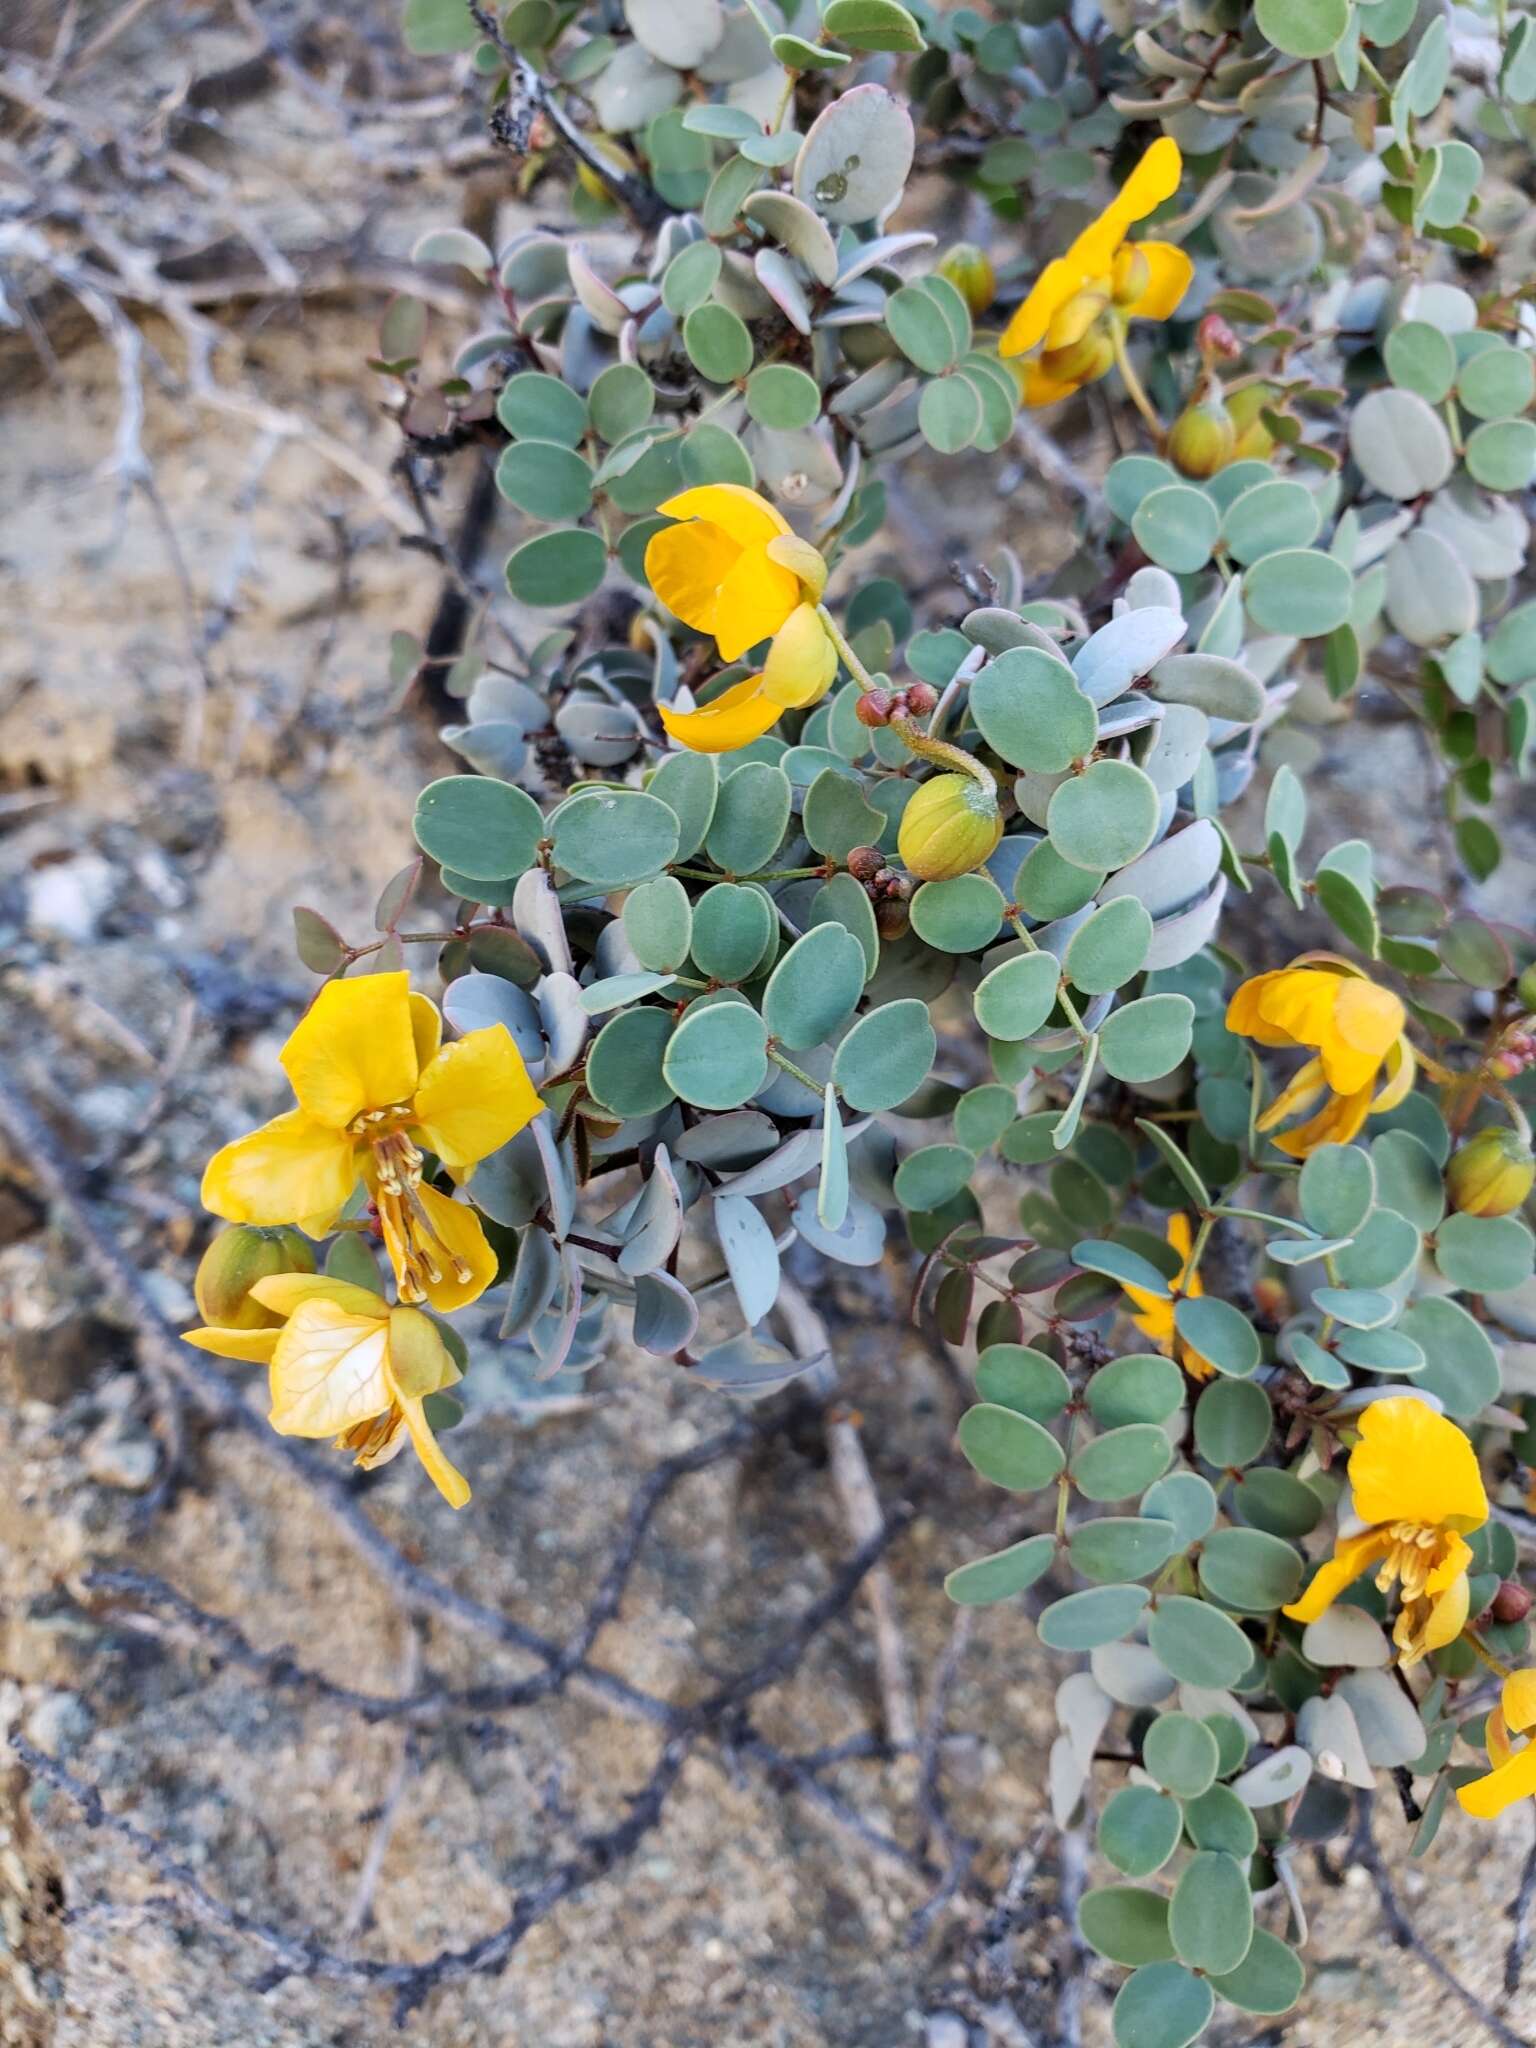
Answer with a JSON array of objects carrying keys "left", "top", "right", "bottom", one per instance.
[{"left": 1508, "top": 1821, "right": 1536, "bottom": 1999}]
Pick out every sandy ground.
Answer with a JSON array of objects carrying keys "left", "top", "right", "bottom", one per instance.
[{"left": 3, "top": 9, "right": 1536, "bottom": 2047}]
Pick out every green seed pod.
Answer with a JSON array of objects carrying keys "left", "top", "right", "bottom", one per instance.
[
  {"left": 1168, "top": 391, "right": 1237, "bottom": 478},
  {"left": 936, "top": 242, "right": 997, "bottom": 317},
  {"left": 1445, "top": 1128, "right": 1536, "bottom": 1218},
  {"left": 898, "top": 773, "right": 1003, "bottom": 882},
  {"left": 194, "top": 1224, "right": 317, "bottom": 1328}
]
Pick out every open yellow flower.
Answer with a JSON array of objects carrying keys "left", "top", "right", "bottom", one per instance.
[
  {"left": 186, "top": 1273, "right": 470, "bottom": 1507},
  {"left": 1120, "top": 1213, "right": 1217, "bottom": 1380},
  {"left": 1283, "top": 1396, "right": 1487, "bottom": 1667},
  {"left": 1000, "top": 137, "right": 1193, "bottom": 407},
  {"left": 1227, "top": 954, "right": 1415, "bottom": 1158},
  {"left": 202, "top": 972, "right": 542, "bottom": 1312},
  {"left": 1458, "top": 1669, "right": 1536, "bottom": 1819},
  {"left": 645, "top": 484, "right": 838, "bottom": 753}
]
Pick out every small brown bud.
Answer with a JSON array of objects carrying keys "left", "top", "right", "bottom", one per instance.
[
  {"left": 904, "top": 681, "right": 939, "bottom": 716},
  {"left": 1492, "top": 1580, "right": 1533, "bottom": 1624},
  {"left": 874, "top": 896, "right": 910, "bottom": 939},
  {"left": 855, "top": 688, "right": 894, "bottom": 728},
  {"left": 846, "top": 845, "right": 884, "bottom": 882},
  {"left": 1197, "top": 313, "right": 1241, "bottom": 363}
]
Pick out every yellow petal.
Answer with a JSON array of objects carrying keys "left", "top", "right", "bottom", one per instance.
[
  {"left": 410, "top": 1025, "right": 544, "bottom": 1168},
  {"left": 279, "top": 972, "right": 421, "bottom": 1129},
  {"left": 764, "top": 532, "right": 828, "bottom": 600},
  {"left": 1254, "top": 968, "right": 1345, "bottom": 1053},
  {"left": 268, "top": 1299, "right": 392, "bottom": 1438},
  {"left": 1270, "top": 1080, "right": 1374, "bottom": 1159},
  {"left": 411, "top": 1181, "right": 500, "bottom": 1312},
  {"left": 182, "top": 1324, "right": 280, "bottom": 1364},
  {"left": 658, "top": 674, "right": 783, "bottom": 754},
  {"left": 1226, "top": 969, "right": 1305, "bottom": 1047},
  {"left": 1349, "top": 1396, "right": 1489, "bottom": 1534},
  {"left": 1000, "top": 256, "right": 1093, "bottom": 360},
  {"left": 713, "top": 543, "right": 801, "bottom": 663},
  {"left": 1370, "top": 1036, "right": 1416, "bottom": 1115},
  {"left": 657, "top": 483, "right": 789, "bottom": 547},
  {"left": 1256, "top": 1056, "right": 1326, "bottom": 1132},
  {"left": 393, "top": 1394, "right": 471, "bottom": 1508},
  {"left": 1021, "top": 356, "right": 1089, "bottom": 407},
  {"left": 1505, "top": 1669, "right": 1536, "bottom": 1734},
  {"left": 1282, "top": 1528, "right": 1392, "bottom": 1623},
  {"left": 249, "top": 1272, "right": 386, "bottom": 1318},
  {"left": 1319, "top": 977, "right": 1405, "bottom": 1095},
  {"left": 201, "top": 1110, "right": 359, "bottom": 1230},
  {"left": 1124, "top": 240, "right": 1194, "bottom": 322},
  {"left": 1457, "top": 1739, "right": 1536, "bottom": 1820},
  {"left": 1418, "top": 1548, "right": 1471, "bottom": 1654},
  {"left": 1044, "top": 286, "right": 1112, "bottom": 352},
  {"left": 1106, "top": 136, "right": 1184, "bottom": 229},
  {"left": 384, "top": 1305, "right": 462, "bottom": 1398},
  {"left": 645, "top": 517, "right": 739, "bottom": 637},
  {"left": 1127, "top": 1293, "right": 1175, "bottom": 1347},
  {"left": 761, "top": 604, "right": 839, "bottom": 708},
  {"left": 410, "top": 993, "right": 443, "bottom": 1073}
]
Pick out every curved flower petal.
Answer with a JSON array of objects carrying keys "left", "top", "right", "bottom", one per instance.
[
  {"left": 410, "top": 993, "right": 443, "bottom": 1075},
  {"left": 1044, "top": 286, "right": 1112, "bottom": 352},
  {"left": 182, "top": 1324, "right": 281, "bottom": 1364},
  {"left": 1021, "top": 356, "right": 1090, "bottom": 407},
  {"left": 1270, "top": 1080, "right": 1373, "bottom": 1159},
  {"left": 1282, "top": 1528, "right": 1392, "bottom": 1623},
  {"left": 383, "top": 1305, "right": 461, "bottom": 1398},
  {"left": 1124, "top": 240, "right": 1194, "bottom": 322},
  {"left": 1106, "top": 136, "right": 1184, "bottom": 229},
  {"left": 1256, "top": 1055, "right": 1327, "bottom": 1133},
  {"left": 1319, "top": 977, "right": 1405, "bottom": 1095},
  {"left": 658, "top": 674, "right": 783, "bottom": 753},
  {"left": 1000, "top": 256, "right": 1093, "bottom": 360},
  {"left": 1457, "top": 1739, "right": 1536, "bottom": 1820},
  {"left": 1505, "top": 1669, "right": 1536, "bottom": 1734},
  {"left": 268, "top": 1299, "right": 392, "bottom": 1438},
  {"left": 393, "top": 1394, "right": 471, "bottom": 1508},
  {"left": 1226, "top": 970, "right": 1306, "bottom": 1047},
  {"left": 764, "top": 532, "right": 828, "bottom": 600},
  {"left": 1370, "top": 1036, "right": 1416, "bottom": 1115},
  {"left": 644, "top": 518, "right": 739, "bottom": 637},
  {"left": 1253, "top": 967, "right": 1345, "bottom": 1053},
  {"left": 249, "top": 1272, "right": 387, "bottom": 1318},
  {"left": 279, "top": 971, "right": 420, "bottom": 1129},
  {"left": 410, "top": 1025, "right": 544, "bottom": 1168},
  {"left": 761, "top": 604, "right": 839, "bottom": 708},
  {"left": 410, "top": 1181, "right": 500, "bottom": 1312},
  {"left": 1350, "top": 1397, "right": 1488, "bottom": 1533},
  {"left": 202, "top": 1110, "right": 358, "bottom": 1231},
  {"left": 657, "top": 483, "right": 790, "bottom": 547},
  {"left": 713, "top": 544, "right": 801, "bottom": 662}
]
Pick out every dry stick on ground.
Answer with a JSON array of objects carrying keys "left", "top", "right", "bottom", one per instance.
[
  {"left": 1352, "top": 1791, "right": 1535, "bottom": 2048},
  {"left": 1506, "top": 1822, "right": 1536, "bottom": 2000},
  {"left": 908, "top": 1605, "right": 978, "bottom": 1946}
]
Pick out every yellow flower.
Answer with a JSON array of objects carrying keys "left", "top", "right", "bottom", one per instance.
[
  {"left": 1121, "top": 1214, "right": 1218, "bottom": 1381},
  {"left": 1226, "top": 954, "right": 1416, "bottom": 1159},
  {"left": 186, "top": 1273, "right": 470, "bottom": 1507},
  {"left": 202, "top": 971, "right": 543, "bottom": 1312},
  {"left": 1458, "top": 1668, "right": 1536, "bottom": 1820},
  {"left": 645, "top": 484, "right": 837, "bottom": 753},
  {"left": 1283, "top": 1396, "right": 1487, "bottom": 1667},
  {"left": 999, "top": 138, "right": 1193, "bottom": 407}
]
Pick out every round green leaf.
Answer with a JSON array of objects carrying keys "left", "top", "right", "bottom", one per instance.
[
  {"left": 1221, "top": 479, "right": 1320, "bottom": 564},
  {"left": 1037, "top": 1584, "right": 1150, "bottom": 1650},
  {"left": 505, "top": 527, "right": 608, "bottom": 607},
  {"left": 1080, "top": 1887, "right": 1175, "bottom": 1967},
  {"left": 1065, "top": 898, "right": 1153, "bottom": 995},
  {"left": 623, "top": 874, "right": 693, "bottom": 972},
  {"left": 1299, "top": 1142, "right": 1376, "bottom": 1237},
  {"left": 496, "top": 370, "right": 586, "bottom": 446},
  {"left": 833, "top": 999, "right": 936, "bottom": 1111},
  {"left": 1385, "top": 321, "right": 1458, "bottom": 404},
  {"left": 1193, "top": 1377, "right": 1271, "bottom": 1466},
  {"left": 1086, "top": 1354, "right": 1184, "bottom": 1429},
  {"left": 553, "top": 788, "right": 680, "bottom": 887},
  {"left": 1099, "top": 1787, "right": 1183, "bottom": 1880},
  {"left": 957, "top": 1401, "right": 1065, "bottom": 1492},
  {"left": 1242, "top": 549, "right": 1352, "bottom": 636},
  {"left": 1457, "top": 341, "right": 1536, "bottom": 421},
  {"left": 414, "top": 774, "right": 544, "bottom": 881},
  {"left": 661, "top": 1000, "right": 768, "bottom": 1108},
  {"left": 586, "top": 1007, "right": 677, "bottom": 1116},
  {"left": 887, "top": 281, "right": 958, "bottom": 372},
  {"left": 706, "top": 761, "right": 792, "bottom": 873},
  {"left": 1184, "top": 1783, "right": 1259, "bottom": 1858},
  {"left": 1070, "top": 1517, "right": 1180, "bottom": 1583},
  {"left": 588, "top": 361, "right": 656, "bottom": 442},
  {"left": 1071, "top": 1424, "right": 1173, "bottom": 1501},
  {"left": 1048, "top": 761, "right": 1161, "bottom": 873},
  {"left": 1148, "top": 652, "right": 1265, "bottom": 722},
  {"left": 1435, "top": 1213, "right": 1534, "bottom": 1294},
  {"left": 763, "top": 923, "right": 866, "bottom": 1051},
  {"left": 496, "top": 438, "right": 594, "bottom": 521},
  {"left": 973, "top": 948, "right": 1061, "bottom": 1040},
  {"left": 971, "top": 649, "right": 1097, "bottom": 774},
  {"left": 822, "top": 0, "right": 925, "bottom": 52},
  {"left": 895, "top": 1143, "right": 974, "bottom": 1212},
  {"left": 910, "top": 873, "right": 1007, "bottom": 952},
  {"left": 1396, "top": 1294, "right": 1502, "bottom": 1417},
  {"left": 944, "top": 1533, "right": 1057, "bottom": 1606},
  {"left": 1170, "top": 1851, "right": 1253, "bottom": 1974},
  {"left": 1099, "top": 994, "right": 1194, "bottom": 1084},
  {"left": 1146, "top": 1595, "right": 1254, "bottom": 1688},
  {"left": 683, "top": 301, "right": 753, "bottom": 382},
  {"left": 953, "top": 1082, "right": 1016, "bottom": 1153},
  {"left": 1111, "top": 1962, "right": 1213, "bottom": 2048},
  {"left": 690, "top": 882, "right": 773, "bottom": 982},
  {"left": 1198, "top": 1527, "right": 1302, "bottom": 1612},
  {"left": 648, "top": 750, "right": 716, "bottom": 866},
  {"left": 1208, "top": 1928, "right": 1305, "bottom": 2016},
  {"left": 1256, "top": 0, "right": 1347, "bottom": 55},
  {"left": 745, "top": 363, "right": 822, "bottom": 430},
  {"left": 1132, "top": 484, "right": 1220, "bottom": 574},
  {"left": 976, "top": 1344, "right": 1070, "bottom": 1422},
  {"left": 1174, "top": 1295, "right": 1259, "bottom": 1377},
  {"left": 1233, "top": 1466, "right": 1324, "bottom": 1538},
  {"left": 1349, "top": 387, "right": 1455, "bottom": 499},
  {"left": 918, "top": 375, "right": 983, "bottom": 453},
  {"left": 1140, "top": 1472, "right": 1218, "bottom": 1547},
  {"left": 1144, "top": 1712, "right": 1219, "bottom": 1798},
  {"left": 1466, "top": 417, "right": 1536, "bottom": 492},
  {"left": 661, "top": 238, "right": 723, "bottom": 316}
]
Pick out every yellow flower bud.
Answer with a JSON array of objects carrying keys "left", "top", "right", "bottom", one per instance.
[
  {"left": 1038, "top": 326, "right": 1116, "bottom": 392},
  {"left": 1167, "top": 392, "right": 1237, "bottom": 479},
  {"left": 1111, "top": 244, "right": 1150, "bottom": 308},
  {"left": 1227, "top": 382, "right": 1277, "bottom": 462},
  {"left": 194, "top": 1224, "right": 316, "bottom": 1330},
  {"left": 898, "top": 773, "right": 1004, "bottom": 882},
  {"left": 1446, "top": 1129, "right": 1536, "bottom": 1218},
  {"left": 936, "top": 242, "right": 998, "bottom": 317}
]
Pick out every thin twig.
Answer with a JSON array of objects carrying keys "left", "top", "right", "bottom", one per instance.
[
  {"left": 909, "top": 1605, "right": 977, "bottom": 1944},
  {"left": 1506, "top": 1819, "right": 1536, "bottom": 1999}
]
